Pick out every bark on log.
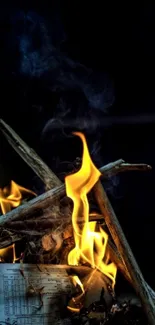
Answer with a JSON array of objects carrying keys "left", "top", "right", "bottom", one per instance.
[
  {"left": 0, "top": 185, "right": 65, "bottom": 227},
  {"left": 93, "top": 180, "right": 155, "bottom": 325},
  {"left": 0, "top": 119, "right": 151, "bottom": 188},
  {"left": 0, "top": 119, "right": 61, "bottom": 190},
  {"left": 0, "top": 160, "right": 123, "bottom": 228},
  {"left": 0, "top": 158, "right": 151, "bottom": 228},
  {"left": 107, "top": 239, "right": 155, "bottom": 303},
  {"left": 1, "top": 118, "right": 155, "bottom": 316}
]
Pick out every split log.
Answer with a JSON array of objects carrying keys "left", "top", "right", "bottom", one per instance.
[
  {"left": 107, "top": 239, "right": 155, "bottom": 303},
  {"left": 0, "top": 118, "right": 151, "bottom": 247},
  {"left": 93, "top": 180, "right": 155, "bottom": 325},
  {"left": 100, "top": 162, "right": 152, "bottom": 177},
  {"left": 0, "top": 185, "right": 65, "bottom": 227},
  {"left": 0, "top": 160, "right": 123, "bottom": 229},
  {"left": 0, "top": 119, "right": 61, "bottom": 190},
  {"left": 0, "top": 158, "right": 151, "bottom": 228},
  {"left": 1, "top": 119, "right": 154, "bottom": 312}
]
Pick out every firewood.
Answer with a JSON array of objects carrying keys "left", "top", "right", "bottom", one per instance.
[
  {"left": 0, "top": 159, "right": 123, "bottom": 230},
  {"left": 0, "top": 119, "right": 61, "bottom": 190},
  {"left": 0, "top": 158, "right": 151, "bottom": 228},
  {"left": 93, "top": 180, "right": 155, "bottom": 325},
  {"left": 100, "top": 162, "right": 152, "bottom": 176},
  {"left": 107, "top": 238, "right": 155, "bottom": 304},
  {"left": 0, "top": 118, "right": 151, "bottom": 234},
  {"left": 1, "top": 118, "right": 154, "bottom": 314},
  {"left": 0, "top": 158, "right": 149, "bottom": 252},
  {"left": 0, "top": 185, "right": 65, "bottom": 226},
  {"left": 0, "top": 232, "right": 23, "bottom": 250},
  {"left": 0, "top": 119, "right": 151, "bottom": 187}
]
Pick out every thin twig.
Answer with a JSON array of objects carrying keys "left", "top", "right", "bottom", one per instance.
[{"left": 101, "top": 163, "right": 152, "bottom": 177}]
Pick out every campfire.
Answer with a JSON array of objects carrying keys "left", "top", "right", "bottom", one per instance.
[{"left": 0, "top": 119, "right": 155, "bottom": 325}]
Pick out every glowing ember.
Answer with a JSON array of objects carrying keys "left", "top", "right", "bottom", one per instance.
[
  {"left": 65, "top": 132, "right": 117, "bottom": 300},
  {"left": 0, "top": 180, "right": 36, "bottom": 214}
]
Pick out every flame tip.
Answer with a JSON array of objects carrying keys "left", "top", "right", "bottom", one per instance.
[
  {"left": 0, "top": 180, "right": 36, "bottom": 215},
  {"left": 65, "top": 132, "right": 117, "bottom": 300}
]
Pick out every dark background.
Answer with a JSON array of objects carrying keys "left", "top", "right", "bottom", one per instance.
[{"left": 0, "top": 1, "right": 155, "bottom": 288}]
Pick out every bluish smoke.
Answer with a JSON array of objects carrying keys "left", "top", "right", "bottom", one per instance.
[
  {"left": 7, "top": 10, "right": 115, "bottom": 111},
  {"left": 0, "top": 7, "right": 117, "bottom": 196}
]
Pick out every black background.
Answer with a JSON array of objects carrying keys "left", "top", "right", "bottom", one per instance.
[{"left": 0, "top": 1, "right": 155, "bottom": 288}]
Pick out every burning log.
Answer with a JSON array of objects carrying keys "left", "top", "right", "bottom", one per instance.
[
  {"left": 1, "top": 119, "right": 155, "bottom": 323},
  {"left": 0, "top": 159, "right": 151, "bottom": 228},
  {"left": 0, "top": 160, "right": 135, "bottom": 234},
  {"left": 0, "top": 119, "right": 151, "bottom": 242},
  {"left": 0, "top": 159, "right": 151, "bottom": 263},
  {"left": 0, "top": 184, "right": 65, "bottom": 226},
  {"left": 93, "top": 181, "right": 155, "bottom": 324}
]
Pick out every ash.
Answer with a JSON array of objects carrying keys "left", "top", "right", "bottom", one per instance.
[
  {"left": 70, "top": 285, "right": 147, "bottom": 325},
  {"left": 71, "top": 300, "right": 147, "bottom": 325}
]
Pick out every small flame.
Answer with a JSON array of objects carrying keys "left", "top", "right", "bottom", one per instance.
[
  {"left": 0, "top": 180, "right": 36, "bottom": 214},
  {"left": 67, "top": 275, "right": 85, "bottom": 312},
  {"left": 65, "top": 132, "right": 117, "bottom": 296},
  {"left": 0, "top": 243, "right": 19, "bottom": 263},
  {"left": 72, "top": 275, "right": 84, "bottom": 293},
  {"left": 0, "top": 181, "right": 36, "bottom": 263}
]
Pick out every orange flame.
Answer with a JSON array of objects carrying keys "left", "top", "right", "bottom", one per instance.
[
  {"left": 65, "top": 132, "right": 117, "bottom": 290},
  {"left": 0, "top": 243, "right": 19, "bottom": 263},
  {"left": 0, "top": 180, "right": 36, "bottom": 214},
  {"left": 0, "top": 181, "right": 36, "bottom": 263}
]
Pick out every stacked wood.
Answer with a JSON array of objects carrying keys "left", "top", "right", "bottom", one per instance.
[{"left": 0, "top": 119, "right": 155, "bottom": 324}]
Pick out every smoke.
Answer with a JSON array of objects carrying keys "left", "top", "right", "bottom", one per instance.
[
  {"left": 5, "top": 10, "right": 114, "bottom": 112},
  {"left": 15, "top": 11, "right": 115, "bottom": 175},
  {"left": 0, "top": 8, "right": 118, "bottom": 194}
]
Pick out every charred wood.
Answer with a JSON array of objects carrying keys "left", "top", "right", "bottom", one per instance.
[{"left": 93, "top": 180, "right": 155, "bottom": 324}]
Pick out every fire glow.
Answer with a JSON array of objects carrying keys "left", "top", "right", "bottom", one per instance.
[
  {"left": 65, "top": 132, "right": 117, "bottom": 308},
  {"left": 0, "top": 180, "right": 36, "bottom": 262},
  {"left": 0, "top": 180, "right": 36, "bottom": 214}
]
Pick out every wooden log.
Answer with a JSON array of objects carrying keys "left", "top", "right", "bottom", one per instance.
[
  {"left": 1, "top": 118, "right": 154, "bottom": 309},
  {"left": 0, "top": 159, "right": 123, "bottom": 228},
  {"left": 93, "top": 180, "right": 155, "bottom": 325},
  {"left": 0, "top": 119, "right": 151, "bottom": 187},
  {"left": 100, "top": 162, "right": 152, "bottom": 177},
  {"left": 0, "top": 119, "right": 61, "bottom": 190},
  {"left": 0, "top": 157, "right": 151, "bottom": 227},
  {"left": 107, "top": 239, "right": 155, "bottom": 303},
  {"left": 0, "top": 232, "right": 23, "bottom": 249},
  {"left": 0, "top": 185, "right": 65, "bottom": 227}
]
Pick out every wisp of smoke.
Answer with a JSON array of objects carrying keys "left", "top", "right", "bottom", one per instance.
[
  {"left": 8, "top": 10, "right": 114, "bottom": 112},
  {"left": 1, "top": 8, "right": 118, "bottom": 195}
]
